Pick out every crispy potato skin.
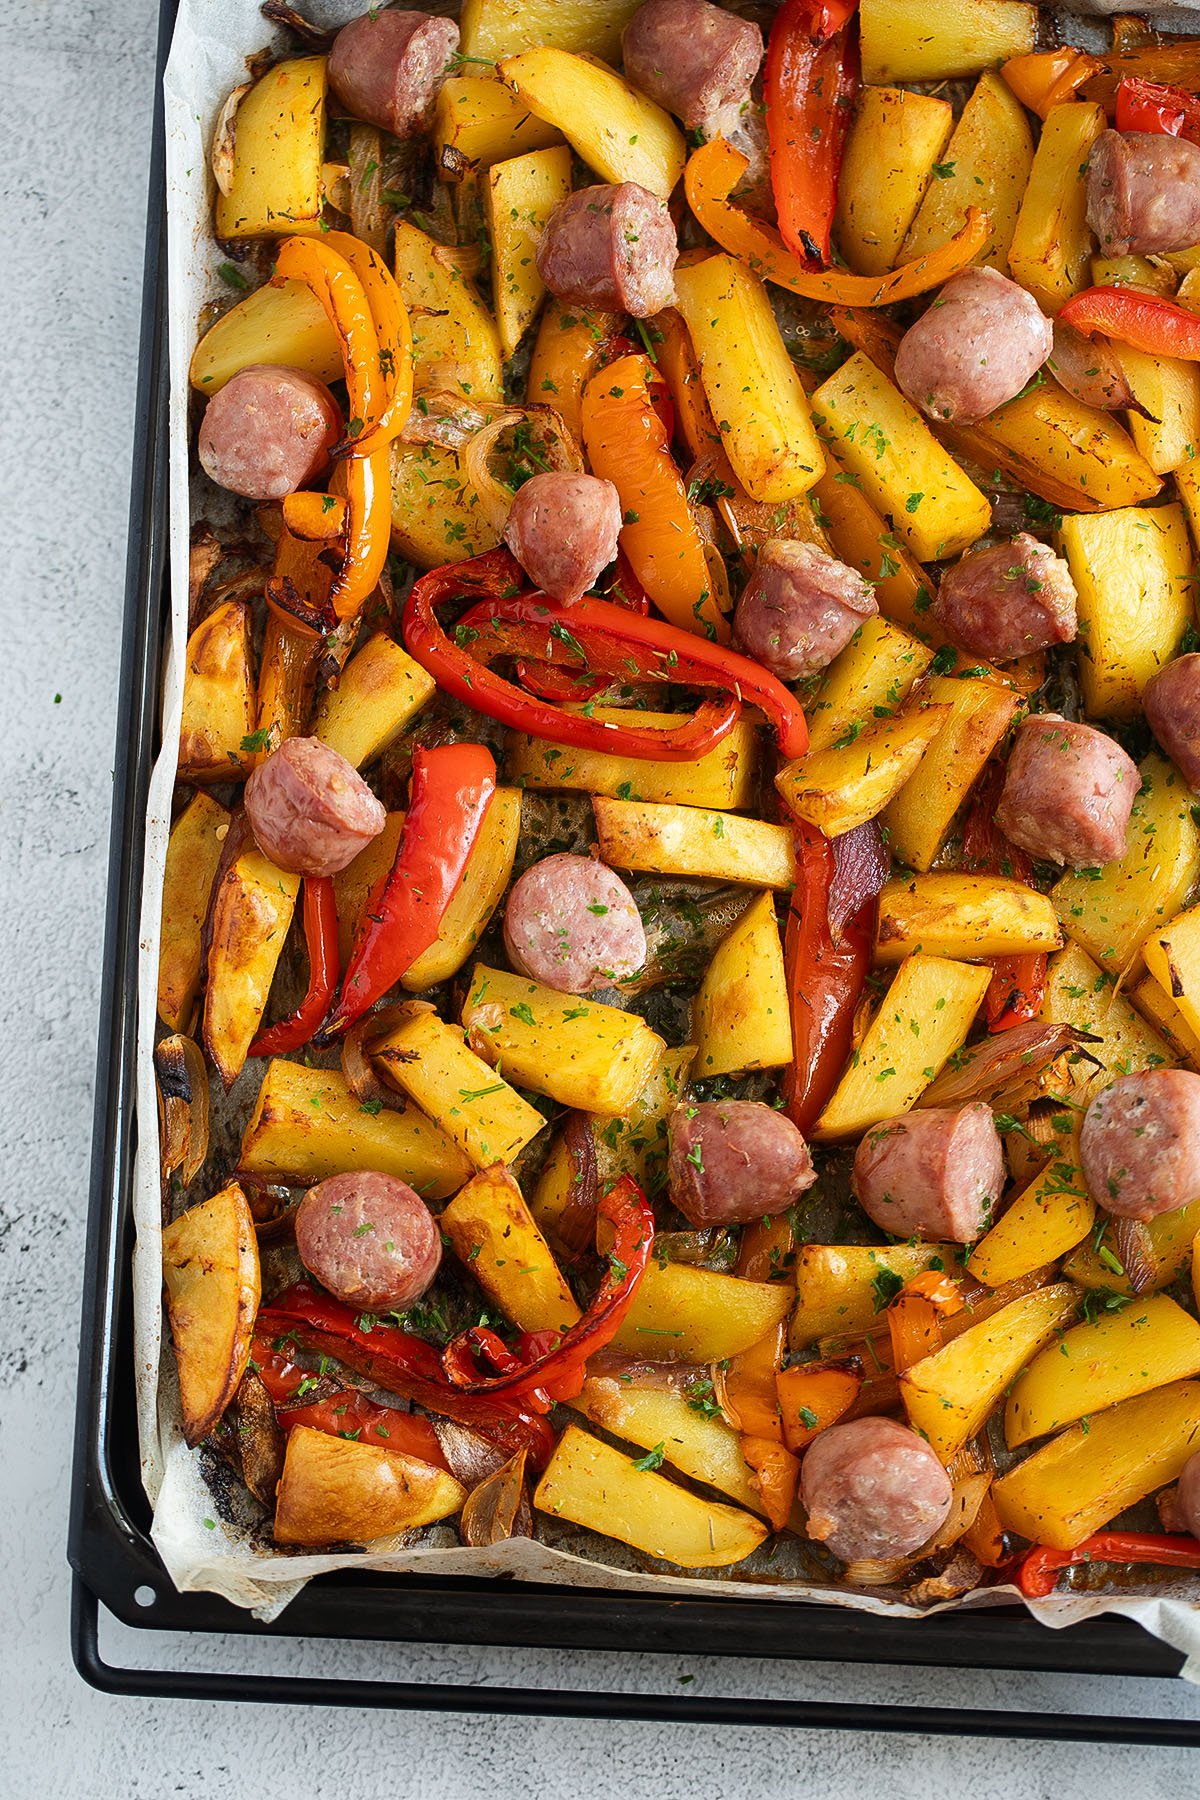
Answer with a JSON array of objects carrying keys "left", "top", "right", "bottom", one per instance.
[{"left": 162, "top": 1182, "right": 261, "bottom": 1448}]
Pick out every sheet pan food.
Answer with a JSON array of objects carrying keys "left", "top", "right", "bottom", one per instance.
[{"left": 162, "top": 0, "right": 1200, "bottom": 1604}]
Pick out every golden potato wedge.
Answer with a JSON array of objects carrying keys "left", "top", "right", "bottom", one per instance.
[
  {"left": 403, "top": 787, "right": 522, "bottom": 990},
  {"left": 189, "top": 278, "right": 342, "bottom": 395},
  {"left": 968, "top": 1148, "right": 1094, "bottom": 1290},
  {"left": 1143, "top": 903, "right": 1200, "bottom": 1048},
  {"left": 901, "top": 71, "right": 1034, "bottom": 272},
  {"left": 534, "top": 1425, "right": 767, "bottom": 1568},
  {"left": 390, "top": 440, "right": 502, "bottom": 567},
  {"left": 214, "top": 58, "right": 327, "bottom": 241},
  {"left": 900, "top": 1282, "right": 1081, "bottom": 1462},
  {"left": 813, "top": 954, "right": 993, "bottom": 1140},
  {"left": 693, "top": 890, "right": 792, "bottom": 1079},
  {"left": 202, "top": 845, "right": 300, "bottom": 1090},
  {"left": 1131, "top": 973, "right": 1200, "bottom": 1070},
  {"left": 461, "top": 0, "right": 643, "bottom": 63},
  {"left": 1008, "top": 101, "right": 1106, "bottom": 315},
  {"left": 373, "top": 1008, "right": 548, "bottom": 1170},
  {"left": 1005, "top": 1296, "right": 1200, "bottom": 1448},
  {"left": 314, "top": 634, "right": 435, "bottom": 769},
  {"left": 809, "top": 451, "right": 934, "bottom": 634},
  {"left": 1057, "top": 504, "right": 1194, "bottom": 720},
  {"left": 805, "top": 616, "right": 935, "bottom": 755},
  {"left": 1042, "top": 942, "right": 1176, "bottom": 1105},
  {"left": 441, "top": 1165, "right": 579, "bottom": 1335},
  {"left": 790, "top": 1243, "right": 954, "bottom": 1349},
  {"left": 992, "top": 1380, "right": 1200, "bottom": 1550},
  {"left": 776, "top": 703, "right": 952, "bottom": 839},
  {"left": 498, "top": 48, "right": 686, "bottom": 200},
  {"left": 859, "top": 0, "right": 1035, "bottom": 82},
  {"left": 158, "top": 793, "right": 229, "bottom": 1032},
  {"left": 835, "top": 88, "right": 954, "bottom": 277},
  {"left": 573, "top": 1376, "right": 762, "bottom": 1513},
  {"left": 273, "top": 1425, "right": 467, "bottom": 1546},
  {"left": 593, "top": 798, "right": 796, "bottom": 890},
  {"left": 1062, "top": 1199, "right": 1200, "bottom": 1299},
  {"left": 393, "top": 219, "right": 503, "bottom": 401},
  {"left": 1052, "top": 754, "right": 1200, "bottom": 975},
  {"left": 486, "top": 145, "right": 573, "bottom": 360},
  {"left": 461, "top": 965, "right": 665, "bottom": 1116},
  {"left": 177, "top": 600, "right": 256, "bottom": 783},
  {"left": 875, "top": 873, "right": 1062, "bottom": 965},
  {"left": 811, "top": 353, "right": 992, "bottom": 562},
  {"left": 882, "top": 673, "right": 1020, "bottom": 873},
  {"left": 611, "top": 1262, "right": 792, "bottom": 1362},
  {"left": 162, "top": 1181, "right": 260, "bottom": 1447},
  {"left": 1116, "top": 349, "right": 1200, "bottom": 477},
  {"left": 506, "top": 709, "right": 758, "bottom": 809},
  {"left": 435, "top": 75, "right": 563, "bottom": 174},
  {"left": 673, "top": 256, "right": 825, "bottom": 504},
  {"left": 238, "top": 1059, "right": 472, "bottom": 1199}
]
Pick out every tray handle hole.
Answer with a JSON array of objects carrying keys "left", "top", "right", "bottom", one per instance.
[{"left": 133, "top": 1584, "right": 157, "bottom": 1609}]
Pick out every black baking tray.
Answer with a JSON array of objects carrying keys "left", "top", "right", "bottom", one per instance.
[{"left": 67, "top": 0, "right": 1200, "bottom": 1738}]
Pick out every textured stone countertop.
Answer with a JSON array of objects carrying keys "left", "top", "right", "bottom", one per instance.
[{"left": 4, "top": 1, "right": 1200, "bottom": 1792}]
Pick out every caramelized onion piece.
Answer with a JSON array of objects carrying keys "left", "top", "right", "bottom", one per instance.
[
  {"left": 260, "top": 1, "right": 335, "bottom": 49},
  {"left": 347, "top": 123, "right": 387, "bottom": 256},
  {"left": 918, "top": 1021, "right": 1097, "bottom": 1111},
  {"left": 1112, "top": 1215, "right": 1158, "bottom": 1295},
  {"left": 434, "top": 1420, "right": 510, "bottom": 1488},
  {"left": 556, "top": 1111, "right": 600, "bottom": 1260},
  {"left": 154, "top": 1034, "right": 210, "bottom": 1191},
  {"left": 462, "top": 403, "right": 586, "bottom": 536},
  {"left": 211, "top": 83, "right": 250, "bottom": 198},
  {"left": 460, "top": 1448, "right": 534, "bottom": 1546}
]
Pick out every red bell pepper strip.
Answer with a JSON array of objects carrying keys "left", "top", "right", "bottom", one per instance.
[
  {"left": 249, "top": 877, "right": 339, "bottom": 1058},
  {"left": 401, "top": 548, "right": 747, "bottom": 763},
  {"left": 765, "top": 0, "right": 861, "bottom": 267},
  {"left": 451, "top": 590, "right": 809, "bottom": 760},
  {"left": 322, "top": 742, "right": 496, "bottom": 1037},
  {"left": 962, "top": 767, "right": 1048, "bottom": 1033},
  {"left": 1115, "top": 76, "right": 1200, "bottom": 143},
  {"left": 441, "top": 1176, "right": 655, "bottom": 1404},
  {"left": 782, "top": 819, "right": 888, "bottom": 1133},
  {"left": 1058, "top": 286, "right": 1200, "bottom": 360},
  {"left": 1018, "top": 1533, "right": 1200, "bottom": 1599},
  {"left": 257, "top": 1286, "right": 557, "bottom": 1468},
  {"left": 249, "top": 1335, "right": 450, "bottom": 1467}
]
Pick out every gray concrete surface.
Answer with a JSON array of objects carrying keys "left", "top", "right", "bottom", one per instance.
[{"left": 3, "top": 1, "right": 1200, "bottom": 1793}]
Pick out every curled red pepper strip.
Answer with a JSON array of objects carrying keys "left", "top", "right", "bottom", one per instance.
[
  {"left": 249, "top": 877, "right": 339, "bottom": 1058},
  {"left": 1058, "top": 286, "right": 1200, "bottom": 360},
  {"left": 782, "top": 819, "right": 889, "bottom": 1134},
  {"left": 442, "top": 1328, "right": 555, "bottom": 1413},
  {"left": 962, "top": 767, "right": 1047, "bottom": 1033},
  {"left": 453, "top": 590, "right": 809, "bottom": 761},
  {"left": 765, "top": 0, "right": 861, "bottom": 267},
  {"left": 322, "top": 742, "right": 496, "bottom": 1037},
  {"left": 1017, "top": 1533, "right": 1200, "bottom": 1599},
  {"left": 441, "top": 1176, "right": 656, "bottom": 1404},
  {"left": 1115, "top": 76, "right": 1200, "bottom": 143},
  {"left": 257, "top": 1286, "right": 556, "bottom": 1469},
  {"left": 401, "top": 548, "right": 748, "bottom": 763},
  {"left": 250, "top": 1335, "right": 449, "bottom": 1468}
]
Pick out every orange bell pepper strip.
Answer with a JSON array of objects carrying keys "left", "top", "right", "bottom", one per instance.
[
  {"left": 740, "top": 1435, "right": 800, "bottom": 1531},
  {"left": 722, "top": 1322, "right": 787, "bottom": 1440},
  {"left": 735, "top": 1215, "right": 799, "bottom": 1285},
  {"left": 961, "top": 1486, "right": 1008, "bottom": 1568},
  {"left": 901, "top": 1270, "right": 966, "bottom": 1316},
  {"left": 272, "top": 235, "right": 385, "bottom": 440},
  {"left": 1001, "top": 48, "right": 1105, "bottom": 119},
  {"left": 581, "top": 353, "right": 728, "bottom": 642},
  {"left": 527, "top": 304, "right": 623, "bottom": 441},
  {"left": 324, "top": 230, "right": 413, "bottom": 456},
  {"left": 886, "top": 1292, "right": 942, "bottom": 1374},
  {"left": 684, "top": 137, "right": 993, "bottom": 308},
  {"left": 776, "top": 1361, "right": 862, "bottom": 1454}
]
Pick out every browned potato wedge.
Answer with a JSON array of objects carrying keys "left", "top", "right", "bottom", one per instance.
[
  {"left": 158, "top": 792, "right": 229, "bottom": 1032},
  {"left": 202, "top": 845, "right": 300, "bottom": 1090},
  {"left": 273, "top": 1426, "right": 467, "bottom": 1546},
  {"left": 178, "top": 600, "right": 255, "bottom": 783},
  {"left": 162, "top": 1182, "right": 260, "bottom": 1447}
]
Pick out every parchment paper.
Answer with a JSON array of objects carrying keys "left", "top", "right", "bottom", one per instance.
[{"left": 146, "top": 0, "right": 1200, "bottom": 1668}]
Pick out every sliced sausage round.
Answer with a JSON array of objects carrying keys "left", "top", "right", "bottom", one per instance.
[
  {"left": 328, "top": 7, "right": 459, "bottom": 139},
  {"left": 535, "top": 183, "right": 678, "bottom": 319},
  {"left": 852, "top": 1103, "right": 1005, "bottom": 1244},
  {"left": 800, "top": 1416, "right": 953, "bottom": 1563},
  {"left": 733, "top": 539, "right": 877, "bottom": 681},
  {"left": 621, "top": 0, "right": 764, "bottom": 138},
  {"left": 933, "top": 533, "right": 1078, "bottom": 663},
  {"left": 294, "top": 1171, "right": 442, "bottom": 1312},
  {"left": 198, "top": 364, "right": 341, "bottom": 501},
  {"left": 503, "top": 853, "right": 647, "bottom": 993},
  {"left": 995, "top": 716, "right": 1138, "bottom": 869},
  {"left": 1086, "top": 129, "right": 1200, "bottom": 257},
  {"left": 1080, "top": 1069, "right": 1200, "bottom": 1222},
  {"left": 504, "top": 471, "right": 622, "bottom": 604},
  {"left": 1144, "top": 654, "right": 1200, "bottom": 791},
  {"left": 244, "top": 736, "right": 386, "bottom": 877},
  {"left": 1176, "top": 1451, "right": 1200, "bottom": 1538},
  {"left": 667, "top": 1100, "right": 816, "bottom": 1227},
  {"left": 894, "top": 267, "right": 1053, "bottom": 425}
]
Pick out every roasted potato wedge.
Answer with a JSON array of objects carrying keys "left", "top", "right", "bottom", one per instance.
[
  {"left": 498, "top": 48, "right": 685, "bottom": 200},
  {"left": 213, "top": 57, "right": 327, "bottom": 241},
  {"left": 158, "top": 793, "right": 229, "bottom": 1032},
  {"left": 486, "top": 145, "right": 573, "bottom": 360},
  {"left": 1005, "top": 1296, "right": 1200, "bottom": 1447},
  {"left": 202, "top": 844, "right": 300, "bottom": 1090},
  {"left": 440, "top": 1164, "right": 579, "bottom": 1334},
  {"left": 611, "top": 1262, "right": 792, "bottom": 1363},
  {"left": 178, "top": 600, "right": 256, "bottom": 783},
  {"left": 507, "top": 709, "right": 758, "bottom": 809},
  {"left": 374, "top": 1008, "right": 548, "bottom": 1170},
  {"left": 314, "top": 634, "right": 435, "bottom": 769},
  {"left": 162, "top": 1182, "right": 260, "bottom": 1447},
  {"left": 693, "top": 890, "right": 792, "bottom": 1079},
  {"left": 572, "top": 1376, "right": 763, "bottom": 1513},
  {"left": 593, "top": 799, "right": 796, "bottom": 890},
  {"left": 875, "top": 873, "right": 1062, "bottom": 965},
  {"left": 273, "top": 1426, "right": 467, "bottom": 1546}
]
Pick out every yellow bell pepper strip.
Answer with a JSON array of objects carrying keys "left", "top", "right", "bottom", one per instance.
[
  {"left": 684, "top": 137, "right": 992, "bottom": 307},
  {"left": 581, "top": 353, "right": 728, "bottom": 642},
  {"left": 1001, "top": 48, "right": 1105, "bottom": 119}
]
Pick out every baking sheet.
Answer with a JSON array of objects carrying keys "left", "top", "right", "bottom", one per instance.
[{"left": 147, "top": 0, "right": 1200, "bottom": 1663}]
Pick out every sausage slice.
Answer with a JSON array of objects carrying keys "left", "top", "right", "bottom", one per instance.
[
  {"left": 198, "top": 364, "right": 341, "bottom": 501},
  {"left": 622, "top": 0, "right": 764, "bottom": 139},
  {"left": 535, "top": 183, "right": 678, "bottom": 319},
  {"left": 995, "top": 716, "right": 1138, "bottom": 870},
  {"left": 503, "top": 853, "right": 647, "bottom": 993},
  {"left": 244, "top": 737, "right": 387, "bottom": 877},
  {"left": 1144, "top": 654, "right": 1200, "bottom": 791},
  {"left": 800, "top": 1416, "right": 953, "bottom": 1563},
  {"left": 894, "top": 267, "right": 1052, "bottom": 425},
  {"left": 1086, "top": 129, "right": 1200, "bottom": 257},
  {"left": 328, "top": 7, "right": 459, "bottom": 139},
  {"left": 733, "top": 539, "right": 877, "bottom": 681},
  {"left": 1080, "top": 1069, "right": 1200, "bottom": 1222},
  {"left": 852, "top": 1103, "right": 1005, "bottom": 1244},
  {"left": 667, "top": 1100, "right": 816, "bottom": 1226},
  {"left": 504, "top": 471, "right": 622, "bottom": 604},
  {"left": 933, "top": 534, "right": 1077, "bottom": 664},
  {"left": 294, "top": 1171, "right": 443, "bottom": 1311}
]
